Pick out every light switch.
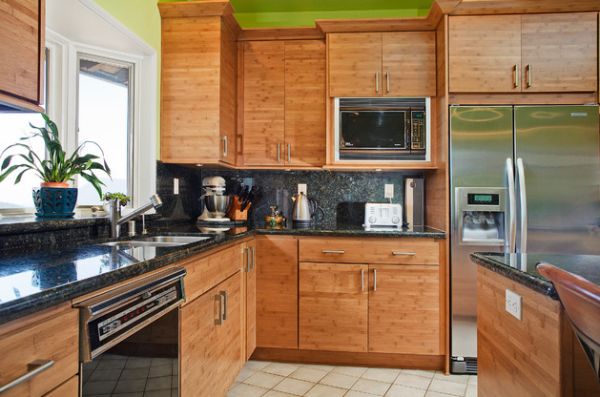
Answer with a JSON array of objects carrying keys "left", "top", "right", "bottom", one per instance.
[
  {"left": 173, "top": 178, "right": 180, "bottom": 195},
  {"left": 505, "top": 289, "right": 522, "bottom": 320},
  {"left": 298, "top": 183, "right": 307, "bottom": 195},
  {"left": 384, "top": 184, "right": 394, "bottom": 199}
]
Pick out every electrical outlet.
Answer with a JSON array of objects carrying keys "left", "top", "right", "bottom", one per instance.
[
  {"left": 173, "top": 178, "right": 179, "bottom": 195},
  {"left": 384, "top": 184, "right": 394, "bottom": 199},
  {"left": 505, "top": 289, "right": 522, "bottom": 320},
  {"left": 298, "top": 183, "right": 307, "bottom": 195}
]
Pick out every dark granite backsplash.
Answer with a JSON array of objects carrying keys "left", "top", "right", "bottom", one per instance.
[{"left": 157, "top": 162, "right": 424, "bottom": 229}]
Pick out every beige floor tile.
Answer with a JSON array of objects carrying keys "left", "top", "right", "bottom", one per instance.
[
  {"left": 227, "top": 382, "right": 269, "bottom": 397},
  {"left": 263, "top": 390, "right": 297, "bottom": 397},
  {"left": 263, "top": 362, "right": 301, "bottom": 377},
  {"left": 385, "top": 384, "right": 427, "bottom": 397},
  {"left": 304, "top": 384, "right": 347, "bottom": 397},
  {"left": 303, "top": 364, "right": 336, "bottom": 372},
  {"left": 400, "top": 370, "right": 435, "bottom": 379},
  {"left": 393, "top": 373, "right": 431, "bottom": 390},
  {"left": 332, "top": 366, "right": 368, "bottom": 377},
  {"left": 424, "top": 391, "right": 454, "bottom": 397},
  {"left": 427, "top": 379, "right": 467, "bottom": 396},
  {"left": 465, "top": 383, "right": 477, "bottom": 397},
  {"left": 273, "top": 377, "right": 314, "bottom": 396},
  {"left": 351, "top": 379, "right": 392, "bottom": 396},
  {"left": 243, "top": 371, "right": 286, "bottom": 389},
  {"left": 433, "top": 372, "right": 469, "bottom": 384},
  {"left": 362, "top": 368, "right": 401, "bottom": 383},
  {"left": 289, "top": 367, "right": 329, "bottom": 383},
  {"left": 246, "top": 360, "right": 272, "bottom": 371},
  {"left": 345, "top": 391, "right": 379, "bottom": 397},
  {"left": 236, "top": 367, "right": 257, "bottom": 382},
  {"left": 468, "top": 375, "right": 478, "bottom": 385},
  {"left": 320, "top": 372, "right": 359, "bottom": 389}
]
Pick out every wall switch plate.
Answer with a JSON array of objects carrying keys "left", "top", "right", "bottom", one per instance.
[
  {"left": 298, "top": 183, "right": 307, "bottom": 195},
  {"left": 384, "top": 184, "right": 394, "bottom": 199},
  {"left": 173, "top": 178, "right": 180, "bottom": 195},
  {"left": 505, "top": 289, "right": 522, "bottom": 320}
]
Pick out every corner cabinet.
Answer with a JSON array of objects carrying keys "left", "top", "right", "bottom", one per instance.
[
  {"left": 449, "top": 13, "right": 598, "bottom": 94},
  {"left": 241, "top": 40, "right": 326, "bottom": 167},
  {"left": 0, "top": 0, "right": 45, "bottom": 111},
  {"left": 328, "top": 32, "right": 436, "bottom": 97},
  {"left": 159, "top": 4, "right": 238, "bottom": 165}
]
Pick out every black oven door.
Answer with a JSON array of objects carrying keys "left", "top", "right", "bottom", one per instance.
[{"left": 340, "top": 110, "right": 408, "bottom": 150}]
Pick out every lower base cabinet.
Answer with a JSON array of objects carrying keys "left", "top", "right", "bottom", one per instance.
[
  {"left": 44, "top": 376, "right": 78, "bottom": 397},
  {"left": 180, "top": 271, "right": 243, "bottom": 397}
]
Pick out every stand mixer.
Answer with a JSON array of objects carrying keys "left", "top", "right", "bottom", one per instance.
[{"left": 197, "top": 176, "right": 232, "bottom": 222}]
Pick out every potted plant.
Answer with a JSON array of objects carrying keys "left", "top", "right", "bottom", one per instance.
[
  {"left": 0, "top": 114, "right": 111, "bottom": 218},
  {"left": 103, "top": 192, "right": 130, "bottom": 216}
]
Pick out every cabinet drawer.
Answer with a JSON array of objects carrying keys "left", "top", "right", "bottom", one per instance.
[
  {"left": 0, "top": 308, "right": 78, "bottom": 397},
  {"left": 44, "top": 376, "right": 78, "bottom": 397},
  {"left": 299, "top": 237, "right": 439, "bottom": 265},
  {"left": 183, "top": 243, "right": 243, "bottom": 304}
]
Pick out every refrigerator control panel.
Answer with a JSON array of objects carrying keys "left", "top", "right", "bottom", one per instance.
[{"left": 455, "top": 187, "right": 506, "bottom": 246}]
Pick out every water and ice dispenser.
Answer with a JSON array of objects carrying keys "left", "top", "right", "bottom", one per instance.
[{"left": 455, "top": 187, "right": 506, "bottom": 246}]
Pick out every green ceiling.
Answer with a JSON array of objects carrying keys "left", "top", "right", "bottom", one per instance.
[{"left": 160, "top": 0, "right": 435, "bottom": 28}]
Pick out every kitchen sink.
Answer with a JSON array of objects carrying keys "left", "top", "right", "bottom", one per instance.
[{"left": 102, "top": 235, "right": 213, "bottom": 249}]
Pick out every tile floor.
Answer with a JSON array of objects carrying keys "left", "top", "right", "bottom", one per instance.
[
  {"left": 228, "top": 361, "right": 477, "bottom": 397},
  {"left": 82, "top": 354, "right": 178, "bottom": 397}
]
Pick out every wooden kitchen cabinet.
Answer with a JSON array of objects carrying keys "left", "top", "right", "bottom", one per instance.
[
  {"left": 0, "top": 0, "right": 45, "bottom": 111},
  {"left": 255, "top": 235, "right": 298, "bottom": 349},
  {"left": 244, "top": 239, "right": 257, "bottom": 359},
  {"left": 242, "top": 40, "right": 325, "bottom": 167},
  {"left": 328, "top": 32, "right": 436, "bottom": 97},
  {"left": 159, "top": 6, "right": 238, "bottom": 165},
  {"left": 43, "top": 376, "right": 78, "bottom": 397},
  {"left": 180, "top": 272, "right": 243, "bottom": 397},
  {"left": 368, "top": 264, "right": 440, "bottom": 355},
  {"left": 449, "top": 13, "right": 598, "bottom": 94},
  {"left": 299, "top": 262, "right": 368, "bottom": 352}
]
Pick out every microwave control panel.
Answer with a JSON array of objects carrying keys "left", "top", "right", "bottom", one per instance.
[{"left": 411, "top": 111, "right": 425, "bottom": 150}]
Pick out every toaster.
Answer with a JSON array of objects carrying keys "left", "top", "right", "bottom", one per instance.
[{"left": 363, "top": 203, "right": 403, "bottom": 231}]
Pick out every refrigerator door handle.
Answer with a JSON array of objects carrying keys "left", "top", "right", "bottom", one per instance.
[
  {"left": 516, "top": 158, "right": 528, "bottom": 253},
  {"left": 506, "top": 158, "right": 517, "bottom": 253}
]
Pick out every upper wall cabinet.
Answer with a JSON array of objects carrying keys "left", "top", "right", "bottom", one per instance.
[
  {"left": 160, "top": 4, "right": 238, "bottom": 165},
  {"left": 328, "top": 32, "right": 436, "bottom": 98},
  {"left": 242, "top": 40, "right": 325, "bottom": 167},
  {"left": 449, "top": 13, "right": 598, "bottom": 93},
  {"left": 0, "top": 0, "right": 44, "bottom": 112}
]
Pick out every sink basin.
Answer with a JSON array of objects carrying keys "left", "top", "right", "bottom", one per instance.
[{"left": 102, "top": 235, "right": 213, "bottom": 249}]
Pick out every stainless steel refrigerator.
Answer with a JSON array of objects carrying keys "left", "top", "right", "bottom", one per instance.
[{"left": 449, "top": 105, "right": 600, "bottom": 374}]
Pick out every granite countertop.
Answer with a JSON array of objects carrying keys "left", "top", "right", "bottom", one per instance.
[
  {"left": 471, "top": 252, "right": 600, "bottom": 299},
  {"left": 0, "top": 222, "right": 445, "bottom": 326}
]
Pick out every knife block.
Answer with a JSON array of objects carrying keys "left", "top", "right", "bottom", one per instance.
[{"left": 228, "top": 196, "right": 250, "bottom": 221}]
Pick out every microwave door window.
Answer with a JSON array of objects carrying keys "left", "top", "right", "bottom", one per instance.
[{"left": 340, "top": 111, "right": 407, "bottom": 149}]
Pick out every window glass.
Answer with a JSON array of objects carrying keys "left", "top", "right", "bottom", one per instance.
[{"left": 77, "top": 55, "right": 133, "bottom": 205}]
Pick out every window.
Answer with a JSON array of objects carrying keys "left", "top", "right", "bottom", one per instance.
[{"left": 76, "top": 54, "right": 134, "bottom": 205}]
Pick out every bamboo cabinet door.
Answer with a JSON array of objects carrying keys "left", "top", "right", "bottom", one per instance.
[
  {"left": 382, "top": 32, "right": 436, "bottom": 97},
  {"left": 368, "top": 264, "right": 440, "bottom": 355},
  {"left": 521, "top": 13, "right": 598, "bottom": 93},
  {"left": 219, "top": 20, "right": 238, "bottom": 165},
  {"left": 243, "top": 41, "right": 285, "bottom": 166},
  {"left": 449, "top": 15, "right": 522, "bottom": 93},
  {"left": 245, "top": 240, "right": 257, "bottom": 360},
  {"left": 284, "top": 40, "right": 326, "bottom": 167},
  {"left": 299, "top": 263, "right": 368, "bottom": 352},
  {"left": 328, "top": 33, "right": 383, "bottom": 97},
  {"left": 256, "top": 235, "right": 299, "bottom": 349}
]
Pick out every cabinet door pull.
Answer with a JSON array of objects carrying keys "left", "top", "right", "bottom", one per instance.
[
  {"left": 222, "top": 136, "right": 228, "bottom": 157},
  {"left": 513, "top": 64, "right": 520, "bottom": 88},
  {"left": 251, "top": 246, "right": 256, "bottom": 271},
  {"left": 361, "top": 269, "right": 365, "bottom": 292},
  {"left": 526, "top": 64, "right": 532, "bottom": 88},
  {"left": 245, "top": 248, "right": 251, "bottom": 272},
  {"left": 276, "top": 143, "right": 281, "bottom": 162},
  {"left": 0, "top": 360, "right": 54, "bottom": 393},
  {"left": 392, "top": 251, "right": 416, "bottom": 256},
  {"left": 221, "top": 291, "right": 228, "bottom": 321},
  {"left": 216, "top": 293, "right": 224, "bottom": 325},
  {"left": 386, "top": 72, "right": 390, "bottom": 93},
  {"left": 321, "top": 249, "right": 345, "bottom": 254},
  {"left": 373, "top": 269, "right": 377, "bottom": 291},
  {"left": 375, "top": 72, "right": 380, "bottom": 94},
  {"left": 287, "top": 143, "right": 292, "bottom": 162}
]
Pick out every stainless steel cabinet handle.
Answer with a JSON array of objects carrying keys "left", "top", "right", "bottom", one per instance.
[
  {"left": 516, "top": 158, "right": 528, "bottom": 253},
  {"left": 245, "top": 247, "right": 251, "bottom": 272},
  {"left": 321, "top": 249, "right": 345, "bottom": 254},
  {"left": 216, "top": 293, "right": 224, "bottom": 325},
  {"left": 385, "top": 72, "right": 390, "bottom": 93},
  {"left": 392, "top": 251, "right": 416, "bottom": 256},
  {"left": 0, "top": 360, "right": 54, "bottom": 393},
  {"left": 506, "top": 158, "right": 517, "bottom": 253},
  {"left": 373, "top": 269, "right": 377, "bottom": 291},
  {"left": 220, "top": 291, "right": 228, "bottom": 321},
  {"left": 222, "top": 136, "right": 228, "bottom": 157},
  {"left": 251, "top": 246, "right": 256, "bottom": 271},
  {"left": 287, "top": 143, "right": 291, "bottom": 162},
  {"left": 513, "top": 64, "right": 520, "bottom": 88},
  {"left": 526, "top": 64, "right": 532, "bottom": 88},
  {"left": 276, "top": 143, "right": 281, "bottom": 162},
  {"left": 375, "top": 72, "right": 380, "bottom": 94},
  {"left": 361, "top": 269, "right": 365, "bottom": 292}
]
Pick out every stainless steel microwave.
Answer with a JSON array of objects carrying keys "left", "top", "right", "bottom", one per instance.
[{"left": 334, "top": 97, "right": 430, "bottom": 161}]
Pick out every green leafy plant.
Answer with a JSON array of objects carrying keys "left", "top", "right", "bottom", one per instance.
[
  {"left": 0, "top": 113, "right": 111, "bottom": 198},
  {"left": 103, "top": 192, "right": 130, "bottom": 207}
]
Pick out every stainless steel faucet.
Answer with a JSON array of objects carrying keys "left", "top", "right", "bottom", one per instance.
[{"left": 110, "top": 194, "right": 163, "bottom": 238}]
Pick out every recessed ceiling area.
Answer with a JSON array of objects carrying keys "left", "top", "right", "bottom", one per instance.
[{"left": 160, "top": 0, "right": 435, "bottom": 28}]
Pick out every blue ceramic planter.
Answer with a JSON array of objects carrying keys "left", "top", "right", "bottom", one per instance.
[{"left": 32, "top": 187, "right": 78, "bottom": 218}]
